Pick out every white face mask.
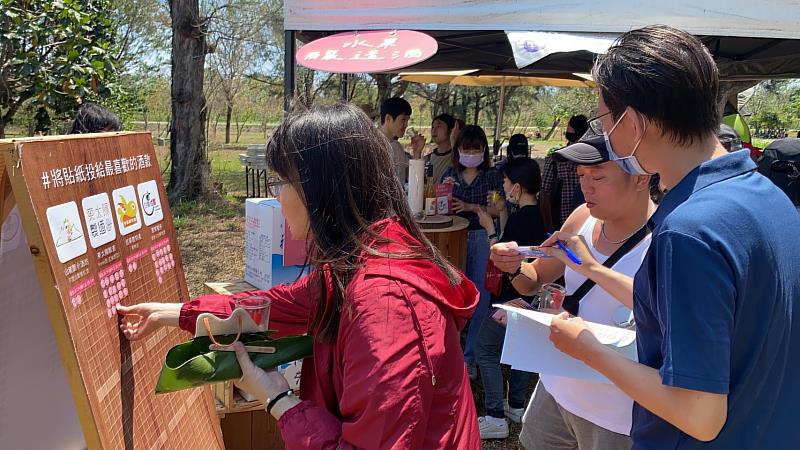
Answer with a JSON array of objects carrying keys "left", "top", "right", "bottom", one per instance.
[
  {"left": 604, "top": 110, "right": 653, "bottom": 176},
  {"left": 506, "top": 184, "right": 520, "bottom": 204}
]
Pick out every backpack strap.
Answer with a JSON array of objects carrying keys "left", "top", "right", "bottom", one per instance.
[{"left": 562, "top": 225, "right": 650, "bottom": 316}]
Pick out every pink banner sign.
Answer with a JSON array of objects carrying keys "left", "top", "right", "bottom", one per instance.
[{"left": 296, "top": 30, "right": 438, "bottom": 73}]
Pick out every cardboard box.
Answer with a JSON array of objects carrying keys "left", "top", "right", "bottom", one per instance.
[{"left": 244, "top": 199, "right": 308, "bottom": 291}]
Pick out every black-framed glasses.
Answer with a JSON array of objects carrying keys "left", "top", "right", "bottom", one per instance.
[{"left": 588, "top": 111, "right": 613, "bottom": 135}]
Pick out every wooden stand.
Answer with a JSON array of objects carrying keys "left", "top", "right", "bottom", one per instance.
[
  {"left": 420, "top": 215, "right": 470, "bottom": 272},
  {"left": 204, "top": 280, "right": 286, "bottom": 450}
]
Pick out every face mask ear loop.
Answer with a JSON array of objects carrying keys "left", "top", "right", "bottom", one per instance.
[
  {"left": 630, "top": 116, "right": 648, "bottom": 157},
  {"left": 607, "top": 109, "right": 628, "bottom": 138}
]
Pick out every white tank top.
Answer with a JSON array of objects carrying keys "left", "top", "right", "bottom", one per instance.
[{"left": 540, "top": 215, "right": 651, "bottom": 435}]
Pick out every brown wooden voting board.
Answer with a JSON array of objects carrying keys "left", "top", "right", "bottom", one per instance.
[{"left": 0, "top": 132, "right": 224, "bottom": 450}]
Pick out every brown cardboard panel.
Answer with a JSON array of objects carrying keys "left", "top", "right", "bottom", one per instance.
[{"left": 1, "top": 133, "right": 224, "bottom": 450}]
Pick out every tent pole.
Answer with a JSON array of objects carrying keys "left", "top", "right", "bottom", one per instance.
[
  {"left": 340, "top": 74, "right": 349, "bottom": 102},
  {"left": 494, "top": 81, "right": 506, "bottom": 155},
  {"left": 284, "top": 30, "right": 296, "bottom": 115}
]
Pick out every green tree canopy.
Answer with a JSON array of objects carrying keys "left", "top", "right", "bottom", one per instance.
[{"left": 1, "top": 0, "right": 119, "bottom": 137}]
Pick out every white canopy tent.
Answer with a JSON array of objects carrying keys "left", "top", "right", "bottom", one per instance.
[
  {"left": 285, "top": 1, "right": 800, "bottom": 39},
  {"left": 281, "top": 0, "right": 800, "bottom": 144},
  {"left": 283, "top": 0, "right": 800, "bottom": 92}
]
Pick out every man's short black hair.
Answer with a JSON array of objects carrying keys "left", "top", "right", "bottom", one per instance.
[
  {"left": 592, "top": 25, "right": 720, "bottom": 146},
  {"left": 69, "top": 102, "right": 121, "bottom": 134},
  {"left": 380, "top": 97, "right": 412, "bottom": 124},
  {"left": 568, "top": 115, "right": 589, "bottom": 138},
  {"left": 432, "top": 113, "right": 455, "bottom": 130}
]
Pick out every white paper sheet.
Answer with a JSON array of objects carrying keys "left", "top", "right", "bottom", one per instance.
[{"left": 496, "top": 305, "right": 637, "bottom": 384}]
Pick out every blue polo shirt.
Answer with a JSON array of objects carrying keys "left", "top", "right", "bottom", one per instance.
[{"left": 631, "top": 150, "right": 800, "bottom": 449}]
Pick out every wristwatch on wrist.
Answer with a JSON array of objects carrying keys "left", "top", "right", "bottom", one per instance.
[
  {"left": 488, "top": 233, "right": 498, "bottom": 241},
  {"left": 509, "top": 266, "right": 523, "bottom": 280}
]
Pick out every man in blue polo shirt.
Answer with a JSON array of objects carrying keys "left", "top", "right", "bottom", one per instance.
[{"left": 538, "top": 25, "right": 800, "bottom": 449}]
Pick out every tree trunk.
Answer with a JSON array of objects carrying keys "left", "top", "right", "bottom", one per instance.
[
  {"left": 225, "top": 102, "right": 232, "bottom": 144},
  {"left": 473, "top": 92, "right": 482, "bottom": 125},
  {"left": 432, "top": 84, "right": 450, "bottom": 118},
  {"left": 372, "top": 74, "right": 408, "bottom": 112},
  {"left": 167, "top": 0, "right": 217, "bottom": 203},
  {"left": 544, "top": 118, "right": 560, "bottom": 141}
]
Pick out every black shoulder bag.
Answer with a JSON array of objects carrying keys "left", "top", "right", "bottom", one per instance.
[{"left": 561, "top": 225, "right": 651, "bottom": 316}]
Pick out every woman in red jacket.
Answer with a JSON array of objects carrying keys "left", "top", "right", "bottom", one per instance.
[{"left": 118, "top": 103, "right": 481, "bottom": 449}]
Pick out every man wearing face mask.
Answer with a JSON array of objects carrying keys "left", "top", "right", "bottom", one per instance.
[
  {"left": 541, "top": 115, "right": 588, "bottom": 232},
  {"left": 536, "top": 25, "right": 800, "bottom": 449}
]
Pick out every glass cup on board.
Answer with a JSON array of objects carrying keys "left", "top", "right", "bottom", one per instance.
[{"left": 533, "top": 283, "right": 566, "bottom": 314}]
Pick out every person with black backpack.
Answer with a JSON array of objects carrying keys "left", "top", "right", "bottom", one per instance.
[
  {"left": 490, "top": 136, "right": 654, "bottom": 449},
  {"left": 757, "top": 138, "right": 800, "bottom": 211}
]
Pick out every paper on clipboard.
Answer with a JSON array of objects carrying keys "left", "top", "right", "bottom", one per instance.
[{"left": 496, "top": 305, "right": 638, "bottom": 384}]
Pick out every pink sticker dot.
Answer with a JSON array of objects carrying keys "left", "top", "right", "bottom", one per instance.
[
  {"left": 103, "top": 289, "right": 108, "bottom": 299},
  {"left": 107, "top": 309, "right": 113, "bottom": 318},
  {"left": 133, "top": 262, "right": 138, "bottom": 271},
  {"left": 157, "top": 276, "right": 163, "bottom": 284},
  {"left": 166, "top": 244, "right": 171, "bottom": 252},
  {"left": 110, "top": 305, "right": 117, "bottom": 316},
  {"left": 121, "top": 279, "right": 126, "bottom": 288},
  {"left": 128, "top": 264, "right": 133, "bottom": 272},
  {"left": 100, "top": 279, "right": 106, "bottom": 288},
  {"left": 115, "top": 281, "right": 122, "bottom": 291},
  {"left": 122, "top": 288, "right": 129, "bottom": 297},
  {"left": 106, "top": 298, "right": 111, "bottom": 307},
  {"left": 152, "top": 254, "right": 157, "bottom": 261}
]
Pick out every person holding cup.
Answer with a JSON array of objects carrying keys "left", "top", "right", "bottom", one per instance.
[
  {"left": 118, "top": 103, "right": 482, "bottom": 449},
  {"left": 473, "top": 157, "right": 547, "bottom": 439},
  {"left": 490, "top": 135, "right": 654, "bottom": 450},
  {"left": 440, "top": 124, "right": 504, "bottom": 379}
]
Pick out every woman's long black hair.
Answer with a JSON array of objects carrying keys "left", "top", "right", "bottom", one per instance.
[{"left": 266, "top": 103, "right": 462, "bottom": 342}]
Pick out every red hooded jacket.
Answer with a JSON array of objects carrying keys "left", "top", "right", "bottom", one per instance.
[{"left": 179, "top": 218, "right": 481, "bottom": 449}]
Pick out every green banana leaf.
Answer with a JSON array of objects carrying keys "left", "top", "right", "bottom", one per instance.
[{"left": 155, "top": 332, "right": 313, "bottom": 393}]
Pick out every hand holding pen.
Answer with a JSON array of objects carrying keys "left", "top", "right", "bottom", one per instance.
[
  {"left": 547, "top": 232, "right": 582, "bottom": 265},
  {"left": 537, "top": 231, "right": 592, "bottom": 270}
]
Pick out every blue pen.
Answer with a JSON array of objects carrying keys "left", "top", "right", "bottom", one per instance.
[{"left": 547, "top": 232, "right": 582, "bottom": 265}]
